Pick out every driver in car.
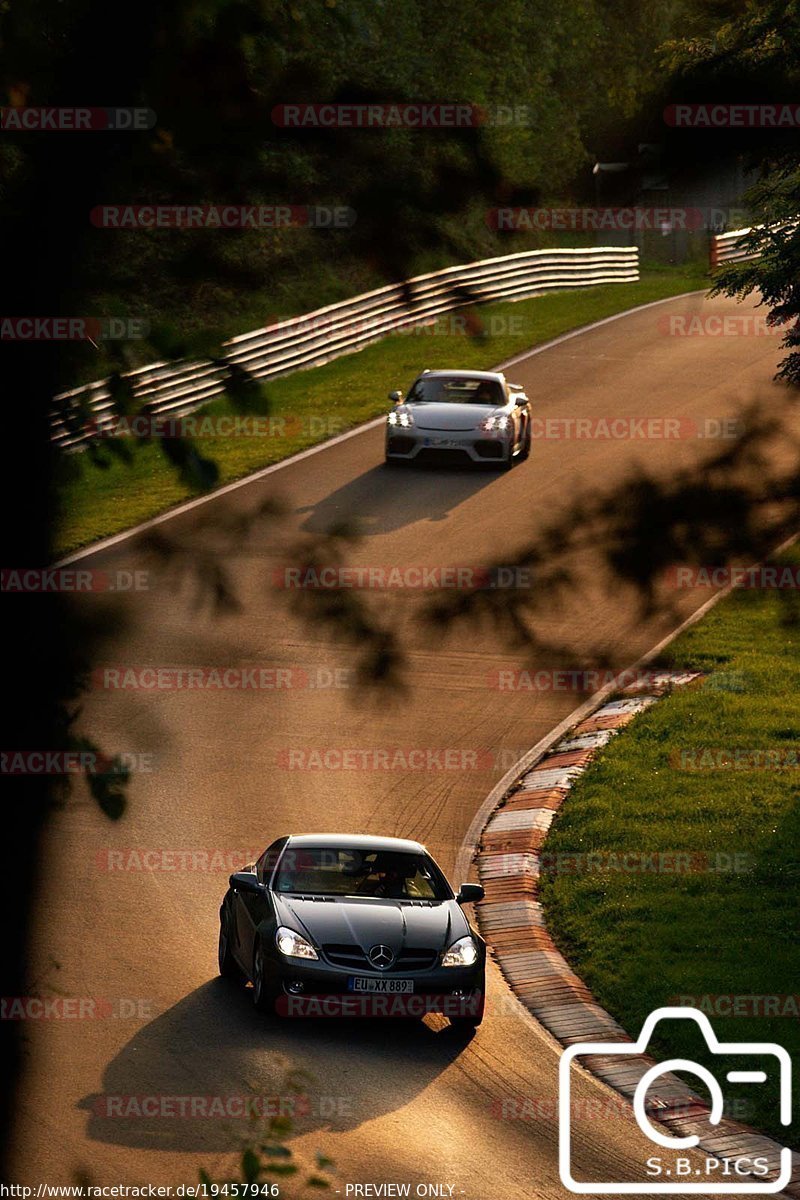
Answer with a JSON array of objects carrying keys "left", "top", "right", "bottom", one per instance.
[
  {"left": 474, "top": 382, "right": 501, "bottom": 405},
  {"left": 356, "top": 854, "right": 426, "bottom": 899}
]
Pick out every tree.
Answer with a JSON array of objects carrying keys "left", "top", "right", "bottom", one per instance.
[{"left": 661, "top": 0, "right": 800, "bottom": 383}]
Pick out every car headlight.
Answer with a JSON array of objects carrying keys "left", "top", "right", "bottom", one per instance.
[
  {"left": 442, "top": 935, "right": 478, "bottom": 967},
  {"left": 388, "top": 409, "right": 414, "bottom": 428},
  {"left": 275, "top": 926, "right": 318, "bottom": 960},
  {"left": 481, "top": 413, "right": 509, "bottom": 433}
]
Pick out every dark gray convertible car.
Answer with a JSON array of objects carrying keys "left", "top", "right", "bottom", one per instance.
[{"left": 218, "top": 833, "right": 486, "bottom": 1026}]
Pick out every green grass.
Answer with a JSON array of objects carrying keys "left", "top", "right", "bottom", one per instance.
[
  {"left": 55, "top": 268, "right": 705, "bottom": 555},
  {"left": 541, "top": 548, "right": 800, "bottom": 1146}
]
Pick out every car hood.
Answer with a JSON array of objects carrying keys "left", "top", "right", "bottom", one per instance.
[
  {"left": 407, "top": 403, "right": 500, "bottom": 432},
  {"left": 275, "top": 894, "right": 468, "bottom": 955}
]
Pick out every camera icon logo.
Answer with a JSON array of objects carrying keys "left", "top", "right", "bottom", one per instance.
[{"left": 558, "top": 1006, "right": 793, "bottom": 1193}]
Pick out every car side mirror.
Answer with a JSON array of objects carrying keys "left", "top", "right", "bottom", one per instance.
[
  {"left": 456, "top": 883, "right": 484, "bottom": 905},
  {"left": 514, "top": 395, "right": 528, "bottom": 407},
  {"left": 229, "top": 871, "right": 264, "bottom": 894},
  {"left": 388, "top": 390, "right": 403, "bottom": 403}
]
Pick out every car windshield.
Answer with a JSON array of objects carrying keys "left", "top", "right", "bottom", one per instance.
[
  {"left": 406, "top": 377, "right": 504, "bottom": 406},
  {"left": 274, "top": 847, "right": 451, "bottom": 900}
]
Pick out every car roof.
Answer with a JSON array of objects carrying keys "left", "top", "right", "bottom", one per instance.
[
  {"left": 418, "top": 369, "right": 505, "bottom": 383},
  {"left": 285, "top": 833, "right": 427, "bottom": 854}
]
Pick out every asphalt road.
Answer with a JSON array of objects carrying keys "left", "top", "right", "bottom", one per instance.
[{"left": 10, "top": 291, "right": 796, "bottom": 1198}]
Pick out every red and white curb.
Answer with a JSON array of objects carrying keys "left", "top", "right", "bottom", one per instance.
[{"left": 474, "top": 671, "right": 800, "bottom": 1195}]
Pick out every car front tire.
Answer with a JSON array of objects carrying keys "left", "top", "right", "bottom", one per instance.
[
  {"left": 252, "top": 942, "right": 278, "bottom": 1013},
  {"left": 450, "top": 990, "right": 485, "bottom": 1030},
  {"left": 218, "top": 908, "right": 241, "bottom": 980},
  {"left": 497, "top": 443, "right": 515, "bottom": 472}
]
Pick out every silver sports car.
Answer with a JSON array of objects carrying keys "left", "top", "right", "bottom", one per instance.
[{"left": 384, "top": 369, "right": 532, "bottom": 469}]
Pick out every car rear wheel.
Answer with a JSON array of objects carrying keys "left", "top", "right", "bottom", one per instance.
[{"left": 218, "top": 909, "right": 241, "bottom": 980}]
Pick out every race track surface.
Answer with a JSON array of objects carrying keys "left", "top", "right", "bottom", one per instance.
[{"left": 11, "top": 292, "right": 795, "bottom": 1199}]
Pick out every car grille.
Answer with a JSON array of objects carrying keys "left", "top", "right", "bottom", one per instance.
[
  {"left": 322, "top": 944, "right": 439, "bottom": 972},
  {"left": 415, "top": 447, "right": 472, "bottom": 465}
]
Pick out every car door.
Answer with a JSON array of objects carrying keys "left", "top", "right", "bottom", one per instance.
[{"left": 234, "top": 838, "right": 286, "bottom": 972}]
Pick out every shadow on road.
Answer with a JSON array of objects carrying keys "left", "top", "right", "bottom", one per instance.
[
  {"left": 80, "top": 977, "right": 472, "bottom": 1152},
  {"left": 298, "top": 462, "right": 502, "bottom": 537}
]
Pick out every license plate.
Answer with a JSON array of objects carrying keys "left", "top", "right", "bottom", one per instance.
[
  {"left": 423, "top": 438, "right": 459, "bottom": 448},
  {"left": 349, "top": 977, "right": 415, "bottom": 993}
]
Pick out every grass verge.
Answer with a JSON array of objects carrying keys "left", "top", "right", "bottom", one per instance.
[
  {"left": 540, "top": 547, "right": 800, "bottom": 1147},
  {"left": 55, "top": 268, "right": 705, "bottom": 556}
]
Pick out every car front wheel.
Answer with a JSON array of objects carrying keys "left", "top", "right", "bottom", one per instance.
[
  {"left": 450, "top": 990, "right": 485, "bottom": 1030},
  {"left": 497, "top": 442, "right": 515, "bottom": 472},
  {"left": 218, "top": 909, "right": 241, "bottom": 980},
  {"left": 252, "top": 942, "right": 278, "bottom": 1012}
]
